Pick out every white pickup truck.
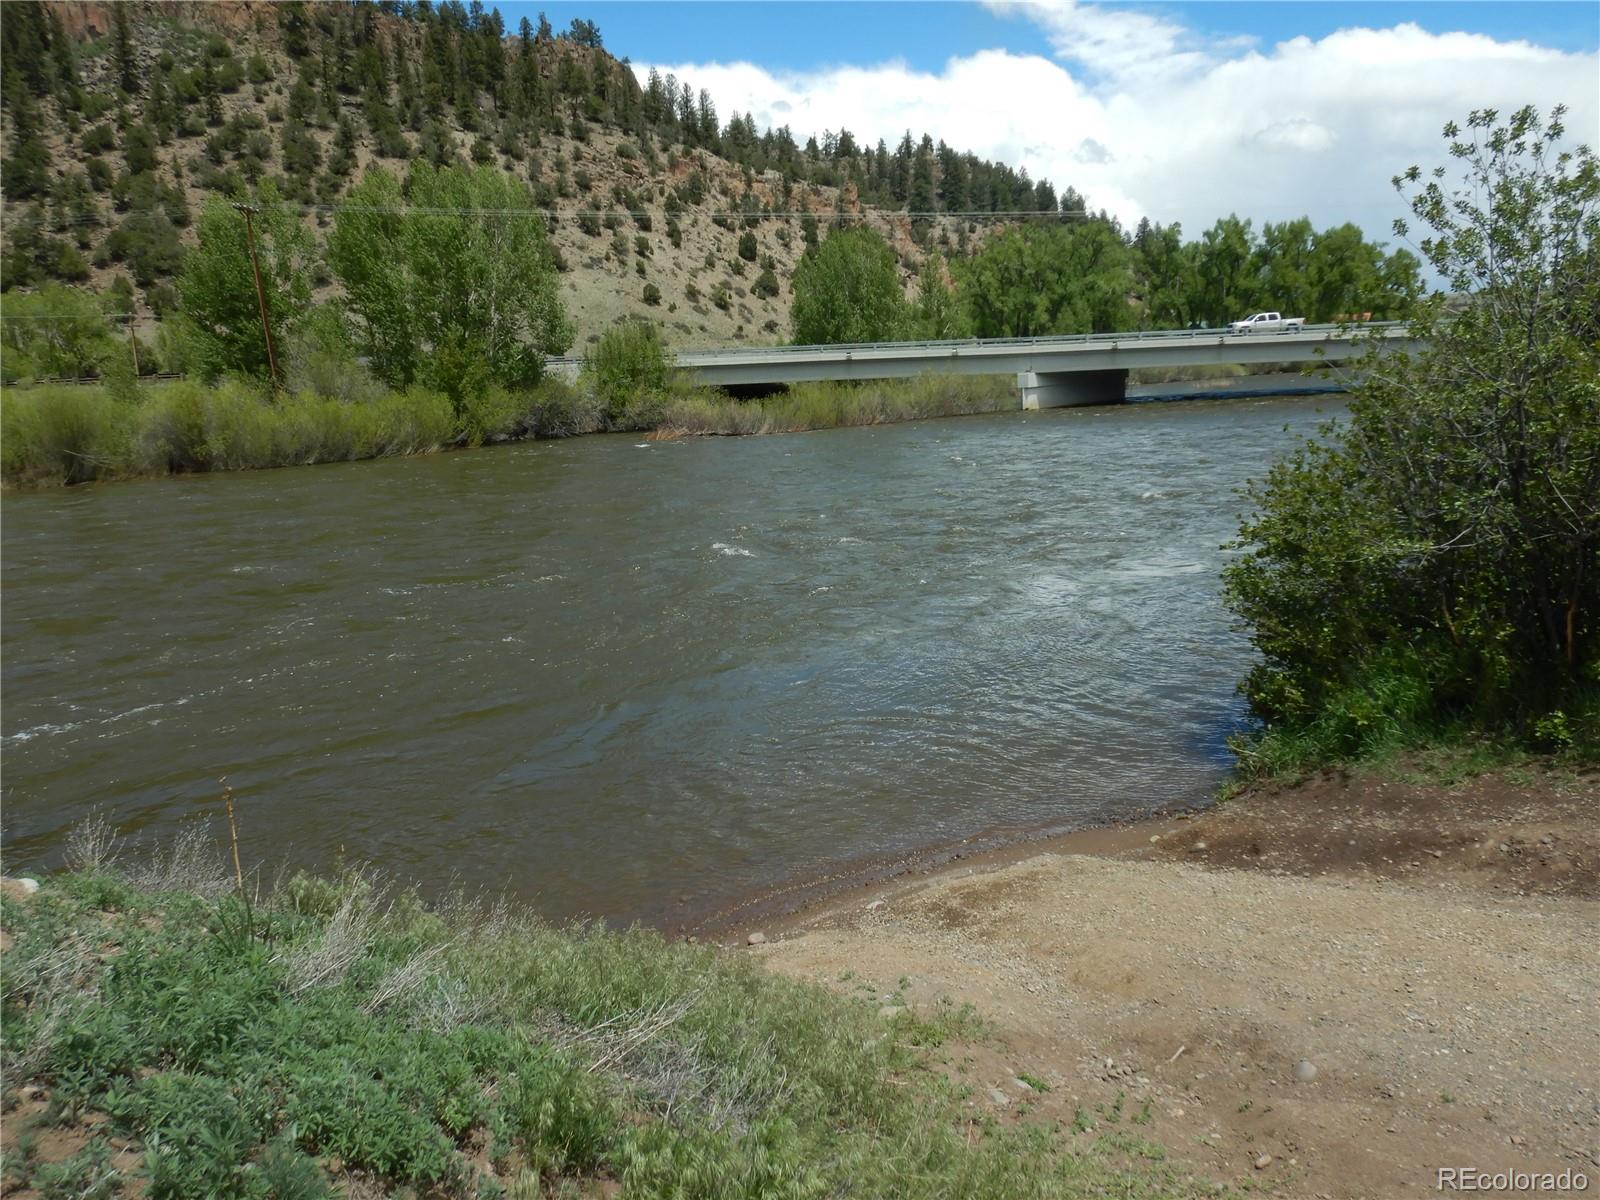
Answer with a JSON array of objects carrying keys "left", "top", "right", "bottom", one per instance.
[{"left": 1228, "top": 311, "right": 1307, "bottom": 334}]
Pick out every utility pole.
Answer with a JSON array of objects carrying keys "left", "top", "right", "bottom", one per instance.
[
  {"left": 126, "top": 315, "right": 140, "bottom": 376},
  {"left": 232, "top": 202, "right": 280, "bottom": 388}
]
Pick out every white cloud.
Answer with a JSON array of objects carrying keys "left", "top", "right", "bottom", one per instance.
[
  {"left": 637, "top": 9, "right": 1598, "bottom": 247},
  {"left": 1250, "top": 118, "right": 1337, "bottom": 155}
]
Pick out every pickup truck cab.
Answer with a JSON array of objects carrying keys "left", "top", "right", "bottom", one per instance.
[{"left": 1228, "top": 311, "right": 1307, "bottom": 334}]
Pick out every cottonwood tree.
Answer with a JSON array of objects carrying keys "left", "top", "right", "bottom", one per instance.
[
  {"left": 176, "top": 183, "right": 317, "bottom": 381},
  {"left": 789, "top": 226, "right": 907, "bottom": 345},
  {"left": 912, "top": 252, "right": 965, "bottom": 339},
  {"left": 0, "top": 285, "right": 119, "bottom": 382},
  {"left": 329, "top": 163, "right": 573, "bottom": 402},
  {"left": 959, "top": 221, "right": 1134, "bottom": 336},
  {"left": 1224, "top": 105, "right": 1599, "bottom": 756}
]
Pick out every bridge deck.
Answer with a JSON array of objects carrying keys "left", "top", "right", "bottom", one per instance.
[{"left": 547, "top": 323, "right": 1413, "bottom": 391}]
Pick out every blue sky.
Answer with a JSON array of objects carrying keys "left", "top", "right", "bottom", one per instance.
[{"left": 498, "top": 2, "right": 1600, "bottom": 72}]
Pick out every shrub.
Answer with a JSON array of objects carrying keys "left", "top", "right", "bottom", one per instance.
[
  {"left": 454, "top": 385, "right": 524, "bottom": 446},
  {"left": 583, "top": 321, "right": 672, "bottom": 426},
  {"left": 1224, "top": 105, "right": 1600, "bottom": 760},
  {"left": 642, "top": 282, "right": 661, "bottom": 306},
  {"left": 1, "top": 386, "right": 133, "bottom": 485},
  {"left": 514, "top": 376, "right": 605, "bottom": 438}
]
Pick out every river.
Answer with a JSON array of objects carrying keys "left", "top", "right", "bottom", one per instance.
[{"left": 1, "top": 395, "right": 1335, "bottom": 925}]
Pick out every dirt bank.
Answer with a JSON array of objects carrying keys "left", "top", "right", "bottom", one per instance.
[{"left": 747, "top": 764, "right": 1599, "bottom": 1198}]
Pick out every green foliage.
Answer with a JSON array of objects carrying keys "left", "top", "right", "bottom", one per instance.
[
  {"left": 1, "top": 858, "right": 1212, "bottom": 1200},
  {"left": 0, "top": 379, "right": 460, "bottom": 485},
  {"left": 583, "top": 320, "right": 673, "bottom": 425},
  {"left": 659, "top": 374, "right": 1015, "bottom": 436},
  {"left": 329, "top": 163, "right": 573, "bottom": 406},
  {"left": 0, "top": 384, "right": 136, "bottom": 485},
  {"left": 790, "top": 227, "right": 907, "bottom": 344},
  {"left": 0, "top": 285, "right": 120, "bottom": 381},
  {"left": 177, "top": 183, "right": 317, "bottom": 381},
  {"left": 912, "top": 252, "right": 965, "bottom": 339},
  {"left": 751, "top": 266, "right": 780, "bottom": 300},
  {"left": 1224, "top": 105, "right": 1600, "bottom": 765},
  {"left": 959, "top": 222, "right": 1133, "bottom": 336}
]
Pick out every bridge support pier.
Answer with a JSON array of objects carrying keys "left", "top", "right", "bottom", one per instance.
[{"left": 1017, "top": 368, "right": 1128, "bottom": 409}]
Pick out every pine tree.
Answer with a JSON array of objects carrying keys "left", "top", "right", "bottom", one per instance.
[
  {"left": 111, "top": 2, "right": 139, "bottom": 95},
  {"left": 1, "top": 88, "right": 53, "bottom": 199},
  {"left": 1, "top": 2, "right": 52, "bottom": 100}
]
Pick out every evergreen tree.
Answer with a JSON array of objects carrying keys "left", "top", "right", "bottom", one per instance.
[
  {"left": 1, "top": 88, "right": 53, "bottom": 199},
  {"left": 111, "top": 2, "right": 139, "bottom": 94},
  {"left": 891, "top": 131, "right": 913, "bottom": 204}
]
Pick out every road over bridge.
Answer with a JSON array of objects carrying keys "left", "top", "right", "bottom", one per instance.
[{"left": 549, "top": 322, "right": 1419, "bottom": 408}]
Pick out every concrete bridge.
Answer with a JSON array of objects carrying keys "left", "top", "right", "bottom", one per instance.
[{"left": 549, "top": 322, "right": 1417, "bottom": 407}]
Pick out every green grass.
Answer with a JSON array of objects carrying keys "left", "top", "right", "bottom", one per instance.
[
  {"left": 657, "top": 374, "right": 1016, "bottom": 437},
  {"left": 1220, "top": 643, "right": 1600, "bottom": 795},
  {"left": 1, "top": 373, "right": 1018, "bottom": 488},
  {"left": 1, "top": 833, "right": 1210, "bottom": 1199},
  {"left": 1126, "top": 362, "right": 1316, "bottom": 385}
]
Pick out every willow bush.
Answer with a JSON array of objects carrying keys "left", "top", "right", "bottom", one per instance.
[{"left": 1224, "top": 106, "right": 1600, "bottom": 765}]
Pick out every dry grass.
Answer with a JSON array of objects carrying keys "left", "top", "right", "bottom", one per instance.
[
  {"left": 63, "top": 809, "right": 122, "bottom": 874},
  {"left": 119, "top": 819, "right": 234, "bottom": 900}
]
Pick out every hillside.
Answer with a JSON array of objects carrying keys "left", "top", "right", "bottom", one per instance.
[{"left": 2, "top": 0, "right": 1065, "bottom": 351}]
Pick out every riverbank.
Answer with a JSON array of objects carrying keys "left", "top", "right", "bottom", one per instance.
[
  {"left": 0, "top": 368, "right": 1341, "bottom": 489},
  {"left": 0, "top": 860, "right": 1213, "bottom": 1198},
  {"left": 0, "top": 373, "right": 1019, "bottom": 488},
  {"left": 742, "top": 761, "right": 1600, "bottom": 1199}
]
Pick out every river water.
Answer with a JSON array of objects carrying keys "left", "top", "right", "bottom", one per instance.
[{"left": 1, "top": 395, "right": 1334, "bottom": 925}]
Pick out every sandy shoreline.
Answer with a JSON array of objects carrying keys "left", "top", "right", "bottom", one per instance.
[{"left": 734, "top": 764, "right": 1600, "bottom": 1198}]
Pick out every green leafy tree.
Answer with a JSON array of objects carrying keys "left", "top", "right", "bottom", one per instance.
[
  {"left": 789, "top": 226, "right": 907, "bottom": 344},
  {"left": 1254, "top": 218, "right": 1316, "bottom": 321},
  {"left": 959, "top": 222, "right": 1133, "bottom": 336},
  {"left": 176, "top": 183, "right": 317, "bottom": 380},
  {"left": 1306, "top": 222, "right": 1380, "bottom": 320},
  {"left": 0, "top": 285, "right": 119, "bottom": 381},
  {"left": 912, "top": 252, "right": 965, "bottom": 338},
  {"left": 584, "top": 319, "right": 671, "bottom": 424},
  {"left": 329, "top": 163, "right": 573, "bottom": 401},
  {"left": 1223, "top": 105, "right": 1600, "bottom": 758},
  {"left": 1131, "top": 218, "right": 1198, "bottom": 328},
  {"left": 1194, "top": 215, "right": 1257, "bottom": 324}
]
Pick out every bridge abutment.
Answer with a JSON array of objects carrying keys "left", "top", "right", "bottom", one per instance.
[{"left": 1017, "top": 368, "right": 1128, "bottom": 409}]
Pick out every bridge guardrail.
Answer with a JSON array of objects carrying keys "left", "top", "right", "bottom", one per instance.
[{"left": 545, "top": 322, "right": 1409, "bottom": 370}]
